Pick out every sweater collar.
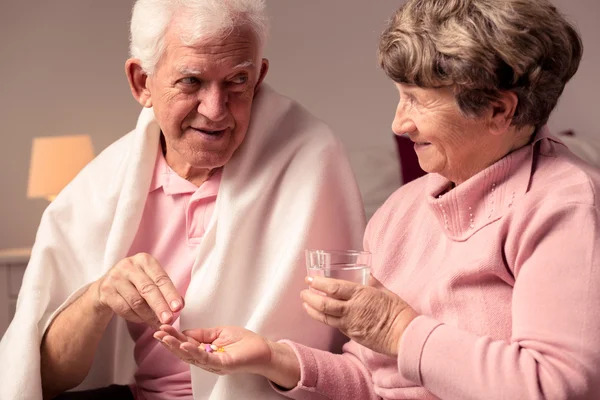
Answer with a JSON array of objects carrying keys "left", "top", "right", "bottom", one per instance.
[{"left": 426, "top": 126, "right": 560, "bottom": 240}]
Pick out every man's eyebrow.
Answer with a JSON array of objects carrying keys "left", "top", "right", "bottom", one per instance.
[
  {"left": 176, "top": 66, "right": 205, "bottom": 75},
  {"left": 175, "top": 60, "right": 254, "bottom": 76},
  {"left": 231, "top": 60, "right": 254, "bottom": 70}
]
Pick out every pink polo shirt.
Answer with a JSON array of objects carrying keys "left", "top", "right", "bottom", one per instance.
[{"left": 126, "top": 147, "right": 221, "bottom": 400}]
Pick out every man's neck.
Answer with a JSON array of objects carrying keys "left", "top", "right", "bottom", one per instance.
[{"left": 161, "top": 137, "right": 214, "bottom": 187}]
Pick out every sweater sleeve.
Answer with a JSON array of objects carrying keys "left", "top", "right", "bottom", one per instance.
[
  {"left": 398, "top": 202, "right": 600, "bottom": 400},
  {"left": 272, "top": 340, "right": 380, "bottom": 400}
]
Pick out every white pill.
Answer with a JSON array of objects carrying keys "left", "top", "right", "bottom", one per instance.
[{"left": 210, "top": 344, "right": 218, "bottom": 351}]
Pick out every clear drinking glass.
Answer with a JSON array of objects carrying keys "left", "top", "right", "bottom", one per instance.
[{"left": 305, "top": 250, "right": 371, "bottom": 285}]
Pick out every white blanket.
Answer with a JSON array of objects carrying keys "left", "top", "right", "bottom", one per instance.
[{"left": 0, "top": 84, "right": 366, "bottom": 399}]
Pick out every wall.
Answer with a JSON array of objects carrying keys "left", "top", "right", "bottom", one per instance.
[
  {"left": 0, "top": 0, "right": 598, "bottom": 249},
  {"left": 0, "top": 0, "right": 139, "bottom": 249}
]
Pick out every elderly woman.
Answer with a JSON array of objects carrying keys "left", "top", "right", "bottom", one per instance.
[
  {"left": 155, "top": 0, "right": 600, "bottom": 398},
  {"left": 0, "top": 0, "right": 367, "bottom": 399}
]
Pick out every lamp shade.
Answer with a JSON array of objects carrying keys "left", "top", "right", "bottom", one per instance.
[{"left": 27, "top": 135, "right": 95, "bottom": 201}]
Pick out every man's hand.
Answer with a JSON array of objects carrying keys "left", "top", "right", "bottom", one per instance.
[{"left": 93, "top": 253, "right": 184, "bottom": 328}]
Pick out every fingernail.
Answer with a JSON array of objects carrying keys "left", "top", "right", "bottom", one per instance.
[
  {"left": 161, "top": 312, "right": 171, "bottom": 323},
  {"left": 307, "top": 276, "right": 314, "bottom": 283},
  {"left": 170, "top": 300, "right": 180, "bottom": 310}
]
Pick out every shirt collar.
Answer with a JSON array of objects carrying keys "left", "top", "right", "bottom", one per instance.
[
  {"left": 426, "top": 125, "right": 561, "bottom": 240},
  {"left": 149, "top": 146, "right": 222, "bottom": 197}
]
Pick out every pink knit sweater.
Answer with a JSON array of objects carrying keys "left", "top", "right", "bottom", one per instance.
[{"left": 279, "top": 128, "right": 600, "bottom": 399}]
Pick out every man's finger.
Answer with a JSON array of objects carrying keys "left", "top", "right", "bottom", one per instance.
[
  {"left": 128, "top": 257, "right": 175, "bottom": 324},
  {"left": 139, "top": 254, "right": 184, "bottom": 312},
  {"left": 115, "top": 281, "right": 160, "bottom": 327}
]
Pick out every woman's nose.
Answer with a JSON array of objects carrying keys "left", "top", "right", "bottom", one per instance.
[{"left": 392, "top": 112, "right": 416, "bottom": 136}]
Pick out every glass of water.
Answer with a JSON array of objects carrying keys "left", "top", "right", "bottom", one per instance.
[{"left": 305, "top": 250, "right": 372, "bottom": 285}]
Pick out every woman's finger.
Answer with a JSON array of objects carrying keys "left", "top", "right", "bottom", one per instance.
[
  {"left": 308, "top": 276, "right": 359, "bottom": 300},
  {"left": 184, "top": 335, "right": 202, "bottom": 347},
  {"left": 301, "top": 289, "right": 346, "bottom": 317},
  {"left": 160, "top": 324, "right": 187, "bottom": 342},
  {"left": 160, "top": 325, "right": 202, "bottom": 347},
  {"left": 160, "top": 335, "right": 192, "bottom": 361},
  {"left": 368, "top": 275, "right": 385, "bottom": 289},
  {"left": 302, "top": 302, "right": 342, "bottom": 328},
  {"left": 180, "top": 342, "right": 214, "bottom": 368},
  {"left": 183, "top": 327, "right": 222, "bottom": 344}
]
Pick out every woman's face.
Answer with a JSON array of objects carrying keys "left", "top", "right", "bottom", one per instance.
[{"left": 391, "top": 83, "right": 504, "bottom": 185}]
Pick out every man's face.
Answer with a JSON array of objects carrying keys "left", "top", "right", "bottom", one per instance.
[{"left": 145, "top": 26, "right": 268, "bottom": 172}]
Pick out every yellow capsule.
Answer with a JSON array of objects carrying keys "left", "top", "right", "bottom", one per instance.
[{"left": 217, "top": 347, "right": 225, "bottom": 352}]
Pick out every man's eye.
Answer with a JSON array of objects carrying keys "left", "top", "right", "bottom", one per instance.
[
  {"left": 230, "top": 75, "right": 248, "bottom": 85},
  {"left": 180, "top": 77, "right": 200, "bottom": 85}
]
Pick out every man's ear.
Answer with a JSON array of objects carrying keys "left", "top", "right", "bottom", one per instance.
[
  {"left": 254, "top": 58, "right": 269, "bottom": 93},
  {"left": 125, "top": 58, "right": 153, "bottom": 108},
  {"left": 489, "top": 91, "right": 518, "bottom": 135}
]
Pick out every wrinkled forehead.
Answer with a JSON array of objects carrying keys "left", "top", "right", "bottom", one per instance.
[
  {"left": 160, "top": 25, "right": 261, "bottom": 76},
  {"left": 170, "top": 11, "right": 262, "bottom": 53},
  {"left": 170, "top": 20, "right": 259, "bottom": 52}
]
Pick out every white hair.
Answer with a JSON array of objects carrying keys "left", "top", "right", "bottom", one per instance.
[{"left": 129, "top": 0, "right": 269, "bottom": 75}]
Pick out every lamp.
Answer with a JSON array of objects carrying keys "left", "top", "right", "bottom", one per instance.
[{"left": 27, "top": 135, "right": 95, "bottom": 201}]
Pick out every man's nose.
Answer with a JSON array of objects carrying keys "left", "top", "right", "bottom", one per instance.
[{"left": 198, "top": 84, "right": 228, "bottom": 122}]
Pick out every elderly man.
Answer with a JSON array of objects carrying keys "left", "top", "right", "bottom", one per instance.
[{"left": 0, "top": 1, "right": 365, "bottom": 399}]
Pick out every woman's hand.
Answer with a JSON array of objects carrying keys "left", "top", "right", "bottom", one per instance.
[
  {"left": 154, "top": 325, "right": 301, "bottom": 389},
  {"left": 301, "top": 275, "right": 419, "bottom": 356},
  {"left": 154, "top": 325, "right": 272, "bottom": 374}
]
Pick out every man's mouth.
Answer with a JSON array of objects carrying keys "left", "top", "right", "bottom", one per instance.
[{"left": 193, "top": 128, "right": 226, "bottom": 136}]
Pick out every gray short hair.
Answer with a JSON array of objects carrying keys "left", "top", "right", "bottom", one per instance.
[
  {"left": 130, "top": 0, "right": 269, "bottom": 75},
  {"left": 378, "top": 0, "right": 583, "bottom": 129}
]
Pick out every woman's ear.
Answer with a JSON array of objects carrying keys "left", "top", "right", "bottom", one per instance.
[
  {"left": 125, "top": 58, "right": 153, "bottom": 108},
  {"left": 489, "top": 91, "right": 519, "bottom": 135}
]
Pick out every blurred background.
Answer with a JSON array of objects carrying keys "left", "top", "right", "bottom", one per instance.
[{"left": 0, "top": 0, "right": 598, "bottom": 250}]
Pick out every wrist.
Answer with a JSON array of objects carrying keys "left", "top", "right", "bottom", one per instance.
[
  {"left": 390, "top": 307, "right": 419, "bottom": 356},
  {"left": 86, "top": 280, "right": 114, "bottom": 320},
  {"left": 261, "top": 341, "right": 301, "bottom": 390}
]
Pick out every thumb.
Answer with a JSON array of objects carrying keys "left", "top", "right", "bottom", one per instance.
[
  {"left": 369, "top": 275, "right": 397, "bottom": 297},
  {"left": 368, "top": 274, "right": 385, "bottom": 289},
  {"left": 183, "top": 327, "right": 221, "bottom": 344}
]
